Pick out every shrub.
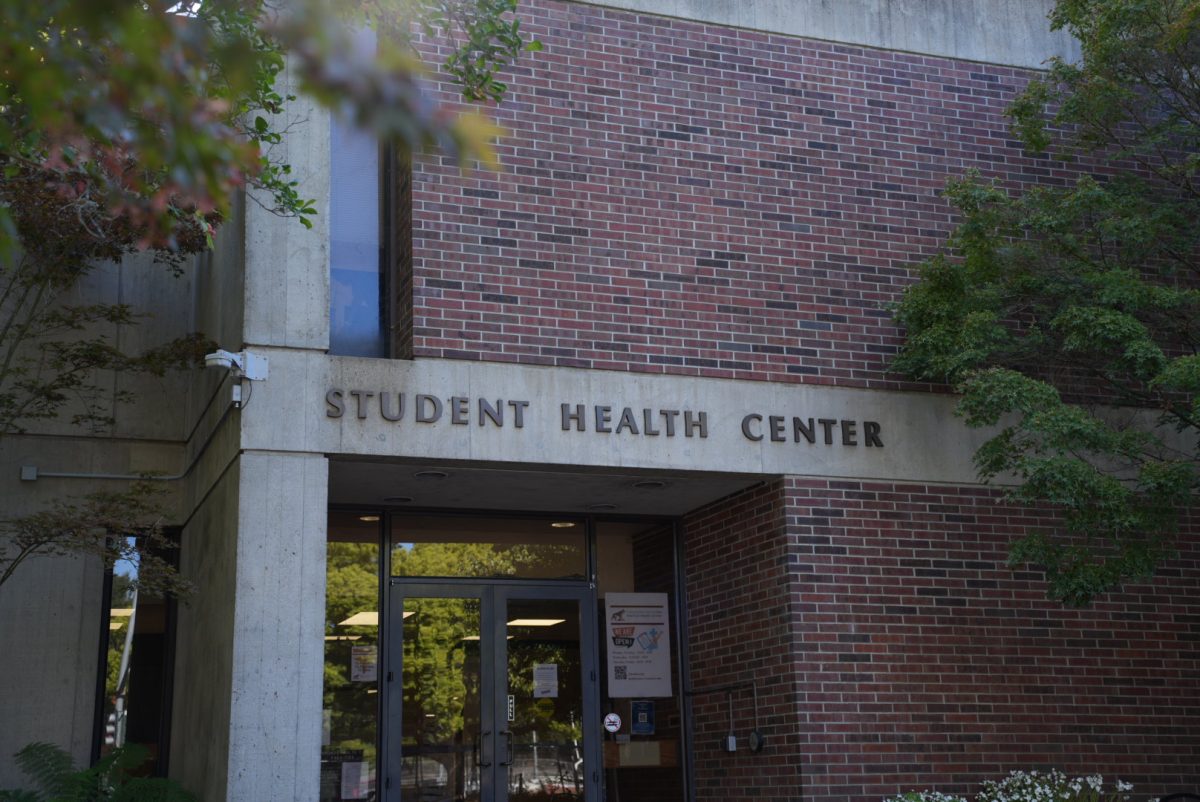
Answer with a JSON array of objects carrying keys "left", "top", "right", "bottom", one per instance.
[
  {"left": 977, "top": 770, "right": 1134, "bottom": 802},
  {"left": 0, "top": 742, "right": 195, "bottom": 802},
  {"left": 885, "top": 792, "right": 970, "bottom": 802}
]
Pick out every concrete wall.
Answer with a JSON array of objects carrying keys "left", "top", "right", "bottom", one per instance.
[
  {"left": 264, "top": 353, "right": 995, "bottom": 484},
  {"left": 170, "top": 460, "right": 241, "bottom": 800},
  {"left": 224, "top": 452, "right": 327, "bottom": 801},
  {"left": 576, "top": 0, "right": 1079, "bottom": 67},
  {"left": 0, "top": 553, "right": 105, "bottom": 787},
  {"left": 242, "top": 66, "right": 330, "bottom": 353}
]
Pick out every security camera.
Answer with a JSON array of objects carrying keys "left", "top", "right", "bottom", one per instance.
[
  {"left": 204, "top": 349, "right": 244, "bottom": 372},
  {"left": 203, "top": 349, "right": 269, "bottom": 381}
]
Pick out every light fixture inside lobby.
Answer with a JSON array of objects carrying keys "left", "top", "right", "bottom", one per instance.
[
  {"left": 358, "top": 515, "right": 380, "bottom": 522},
  {"left": 550, "top": 521, "right": 576, "bottom": 528},
  {"left": 507, "top": 618, "right": 566, "bottom": 627},
  {"left": 337, "top": 610, "right": 415, "bottom": 626}
]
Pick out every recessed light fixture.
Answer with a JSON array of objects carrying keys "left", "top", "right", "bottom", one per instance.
[
  {"left": 550, "top": 521, "right": 577, "bottom": 528},
  {"left": 413, "top": 470, "right": 449, "bottom": 480},
  {"left": 507, "top": 618, "right": 566, "bottom": 627},
  {"left": 587, "top": 503, "right": 617, "bottom": 511},
  {"left": 633, "top": 480, "right": 666, "bottom": 490},
  {"left": 384, "top": 496, "right": 413, "bottom": 503},
  {"left": 336, "top": 610, "right": 415, "bottom": 627},
  {"left": 358, "top": 515, "right": 381, "bottom": 522},
  {"left": 462, "top": 635, "right": 514, "bottom": 641}
]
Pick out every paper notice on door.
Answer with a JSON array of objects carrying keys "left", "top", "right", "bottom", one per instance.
[
  {"left": 533, "top": 662, "right": 558, "bottom": 698},
  {"left": 350, "top": 644, "right": 377, "bottom": 682},
  {"left": 340, "top": 761, "right": 370, "bottom": 799}
]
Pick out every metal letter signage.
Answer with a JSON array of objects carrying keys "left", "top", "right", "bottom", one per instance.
[
  {"left": 323, "top": 388, "right": 884, "bottom": 448},
  {"left": 605, "top": 592, "right": 672, "bottom": 698}
]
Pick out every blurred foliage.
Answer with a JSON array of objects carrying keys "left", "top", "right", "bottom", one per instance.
[
  {"left": 895, "top": 0, "right": 1200, "bottom": 605},
  {"left": 0, "top": 741, "right": 195, "bottom": 801},
  {"left": 0, "top": 0, "right": 534, "bottom": 248},
  {"left": 0, "top": 0, "right": 535, "bottom": 595}
]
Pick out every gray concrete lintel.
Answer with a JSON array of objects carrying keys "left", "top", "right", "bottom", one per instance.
[{"left": 571, "top": 0, "right": 1080, "bottom": 69}]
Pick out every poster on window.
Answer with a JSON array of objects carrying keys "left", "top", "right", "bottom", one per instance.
[
  {"left": 350, "top": 644, "right": 377, "bottom": 682},
  {"left": 604, "top": 593, "right": 672, "bottom": 697}
]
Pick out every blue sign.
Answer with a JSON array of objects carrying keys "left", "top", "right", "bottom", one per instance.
[{"left": 630, "top": 700, "right": 655, "bottom": 735}]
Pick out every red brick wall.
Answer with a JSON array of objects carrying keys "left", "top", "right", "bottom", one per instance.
[
  {"left": 683, "top": 480, "right": 805, "bottom": 801},
  {"left": 409, "top": 0, "right": 1110, "bottom": 389},
  {"left": 682, "top": 479, "right": 1200, "bottom": 802}
]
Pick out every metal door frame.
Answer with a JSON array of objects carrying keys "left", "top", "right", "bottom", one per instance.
[{"left": 385, "top": 579, "right": 600, "bottom": 802}]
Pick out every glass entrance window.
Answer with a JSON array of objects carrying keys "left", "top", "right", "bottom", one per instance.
[
  {"left": 388, "top": 586, "right": 595, "bottom": 802},
  {"left": 504, "top": 598, "right": 585, "bottom": 801},
  {"left": 323, "top": 512, "right": 382, "bottom": 801},
  {"left": 400, "top": 597, "right": 483, "bottom": 802},
  {"left": 391, "top": 515, "right": 586, "bottom": 580},
  {"left": 324, "top": 510, "right": 687, "bottom": 802}
]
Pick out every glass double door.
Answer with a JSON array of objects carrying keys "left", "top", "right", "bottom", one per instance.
[{"left": 387, "top": 583, "right": 598, "bottom": 802}]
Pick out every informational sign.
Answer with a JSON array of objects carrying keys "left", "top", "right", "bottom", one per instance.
[
  {"left": 340, "top": 761, "right": 370, "bottom": 800},
  {"left": 631, "top": 700, "right": 655, "bottom": 735},
  {"left": 321, "top": 750, "right": 364, "bottom": 801},
  {"left": 603, "top": 712, "right": 622, "bottom": 733},
  {"left": 350, "top": 644, "right": 377, "bottom": 682},
  {"left": 533, "top": 663, "right": 559, "bottom": 698},
  {"left": 605, "top": 593, "right": 672, "bottom": 698}
]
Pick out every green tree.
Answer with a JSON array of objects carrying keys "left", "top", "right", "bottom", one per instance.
[
  {"left": 0, "top": 0, "right": 537, "bottom": 594},
  {"left": 894, "top": 0, "right": 1200, "bottom": 605}
]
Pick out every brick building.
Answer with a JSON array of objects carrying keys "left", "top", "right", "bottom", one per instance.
[{"left": 1, "top": 1, "right": 1197, "bottom": 801}]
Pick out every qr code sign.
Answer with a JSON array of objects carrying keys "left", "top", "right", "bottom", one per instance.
[{"left": 614, "top": 665, "right": 627, "bottom": 680}]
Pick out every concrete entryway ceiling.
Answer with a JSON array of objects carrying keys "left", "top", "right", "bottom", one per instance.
[{"left": 327, "top": 457, "right": 764, "bottom": 516}]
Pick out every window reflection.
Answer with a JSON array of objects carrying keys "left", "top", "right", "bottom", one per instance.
[
  {"left": 401, "top": 598, "right": 483, "bottom": 802},
  {"left": 391, "top": 516, "right": 586, "bottom": 580},
  {"left": 98, "top": 536, "right": 176, "bottom": 775},
  {"left": 329, "top": 29, "right": 384, "bottom": 358},
  {"left": 323, "top": 513, "right": 381, "bottom": 801}
]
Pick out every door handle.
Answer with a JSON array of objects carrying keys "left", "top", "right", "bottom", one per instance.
[
  {"left": 499, "top": 730, "right": 513, "bottom": 767},
  {"left": 475, "top": 730, "right": 492, "bottom": 768}
]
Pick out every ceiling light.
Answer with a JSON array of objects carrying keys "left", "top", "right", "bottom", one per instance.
[
  {"left": 550, "top": 521, "right": 577, "bottom": 528},
  {"left": 587, "top": 503, "right": 617, "bottom": 511},
  {"left": 108, "top": 621, "right": 125, "bottom": 631},
  {"left": 384, "top": 496, "right": 413, "bottom": 503},
  {"left": 110, "top": 608, "right": 134, "bottom": 617},
  {"left": 507, "top": 618, "right": 566, "bottom": 627},
  {"left": 633, "top": 480, "right": 666, "bottom": 490},
  {"left": 337, "top": 610, "right": 411, "bottom": 627},
  {"left": 324, "top": 635, "right": 362, "bottom": 641},
  {"left": 358, "top": 515, "right": 381, "bottom": 522},
  {"left": 413, "top": 470, "right": 449, "bottom": 480},
  {"left": 461, "top": 635, "right": 513, "bottom": 641}
]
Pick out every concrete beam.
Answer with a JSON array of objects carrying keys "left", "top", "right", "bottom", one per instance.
[{"left": 572, "top": 0, "right": 1079, "bottom": 68}]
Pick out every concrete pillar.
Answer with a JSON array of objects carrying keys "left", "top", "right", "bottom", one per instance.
[
  {"left": 226, "top": 452, "right": 328, "bottom": 801},
  {"left": 171, "top": 452, "right": 327, "bottom": 801}
]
